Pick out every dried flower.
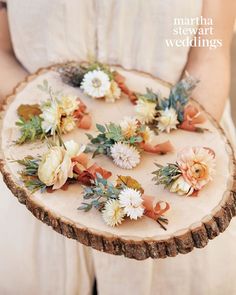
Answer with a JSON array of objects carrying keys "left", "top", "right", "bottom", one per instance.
[
  {"left": 102, "top": 199, "right": 125, "bottom": 226},
  {"left": 170, "top": 175, "right": 193, "bottom": 196},
  {"left": 64, "top": 140, "right": 86, "bottom": 157},
  {"left": 120, "top": 117, "right": 138, "bottom": 138},
  {"left": 139, "top": 126, "right": 154, "bottom": 144},
  {"left": 80, "top": 70, "right": 111, "bottom": 98},
  {"left": 135, "top": 99, "right": 156, "bottom": 123},
  {"left": 110, "top": 142, "right": 140, "bottom": 169},
  {"left": 157, "top": 108, "right": 179, "bottom": 133},
  {"left": 119, "top": 188, "right": 144, "bottom": 220},
  {"left": 60, "top": 96, "right": 79, "bottom": 116},
  {"left": 177, "top": 147, "right": 215, "bottom": 191},
  {"left": 105, "top": 80, "right": 121, "bottom": 102},
  {"left": 40, "top": 101, "right": 61, "bottom": 134},
  {"left": 61, "top": 116, "right": 76, "bottom": 133},
  {"left": 38, "top": 147, "right": 73, "bottom": 189}
]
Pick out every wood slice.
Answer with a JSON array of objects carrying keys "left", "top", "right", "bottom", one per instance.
[{"left": 0, "top": 64, "right": 235, "bottom": 260}]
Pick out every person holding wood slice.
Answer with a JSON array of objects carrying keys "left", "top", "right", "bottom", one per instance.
[{"left": 0, "top": 1, "right": 235, "bottom": 294}]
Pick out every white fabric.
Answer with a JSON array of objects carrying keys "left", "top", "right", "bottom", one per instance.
[{"left": 1, "top": 0, "right": 236, "bottom": 294}]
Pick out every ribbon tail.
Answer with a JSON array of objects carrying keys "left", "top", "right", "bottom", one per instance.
[
  {"left": 77, "top": 114, "right": 92, "bottom": 130},
  {"left": 141, "top": 141, "right": 174, "bottom": 154}
]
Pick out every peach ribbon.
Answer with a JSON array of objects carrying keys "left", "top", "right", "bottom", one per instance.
[
  {"left": 179, "top": 105, "right": 206, "bottom": 132},
  {"left": 73, "top": 99, "right": 92, "bottom": 130},
  {"left": 114, "top": 72, "right": 137, "bottom": 104},
  {"left": 72, "top": 154, "right": 112, "bottom": 186},
  {"left": 142, "top": 195, "right": 170, "bottom": 220},
  {"left": 140, "top": 140, "right": 174, "bottom": 154}
]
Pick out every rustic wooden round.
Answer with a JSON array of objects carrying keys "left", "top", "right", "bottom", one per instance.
[{"left": 0, "top": 64, "right": 236, "bottom": 260}]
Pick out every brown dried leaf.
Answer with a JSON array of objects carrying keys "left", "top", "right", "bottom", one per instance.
[
  {"left": 116, "top": 175, "right": 144, "bottom": 194},
  {"left": 17, "top": 104, "right": 42, "bottom": 121}
]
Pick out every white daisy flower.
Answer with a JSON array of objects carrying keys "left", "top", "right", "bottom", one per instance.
[
  {"left": 40, "top": 101, "right": 61, "bottom": 134},
  {"left": 119, "top": 188, "right": 144, "bottom": 220},
  {"left": 80, "top": 70, "right": 111, "bottom": 98},
  {"left": 105, "top": 80, "right": 121, "bottom": 102},
  {"left": 120, "top": 117, "right": 137, "bottom": 139},
  {"left": 102, "top": 199, "right": 125, "bottom": 227},
  {"left": 110, "top": 142, "right": 140, "bottom": 169},
  {"left": 135, "top": 99, "right": 156, "bottom": 123},
  {"left": 157, "top": 107, "right": 179, "bottom": 133}
]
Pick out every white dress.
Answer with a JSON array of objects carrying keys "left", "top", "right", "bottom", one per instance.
[{"left": 1, "top": 1, "right": 236, "bottom": 294}]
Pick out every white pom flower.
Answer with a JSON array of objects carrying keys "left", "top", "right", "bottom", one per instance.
[
  {"left": 105, "top": 80, "right": 121, "bottom": 102},
  {"left": 135, "top": 100, "right": 156, "bottom": 123},
  {"left": 102, "top": 199, "right": 125, "bottom": 227},
  {"left": 80, "top": 70, "right": 111, "bottom": 98},
  {"left": 120, "top": 117, "right": 137, "bottom": 138},
  {"left": 110, "top": 142, "right": 140, "bottom": 169},
  {"left": 119, "top": 188, "right": 144, "bottom": 220},
  {"left": 40, "top": 101, "right": 61, "bottom": 134},
  {"left": 157, "top": 107, "right": 179, "bottom": 133}
]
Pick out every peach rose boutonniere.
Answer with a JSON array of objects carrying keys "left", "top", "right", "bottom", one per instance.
[{"left": 152, "top": 146, "right": 216, "bottom": 196}]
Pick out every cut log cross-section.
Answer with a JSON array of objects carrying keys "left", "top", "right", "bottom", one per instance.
[{"left": 0, "top": 64, "right": 235, "bottom": 260}]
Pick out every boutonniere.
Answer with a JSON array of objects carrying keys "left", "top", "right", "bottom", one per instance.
[
  {"left": 152, "top": 146, "right": 216, "bottom": 196},
  {"left": 59, "top": 61, "right": 136, "bottom": 102},
  {"left": 16, "top": 139, "right": 111, "bottom": 192},
  {"left": 79, "top": 175, "right": 170, "bottom": 229},
  {"left": 85, "top": 117, "right": 174, "bottom": 169},
  {"left": 134, "top": 74, "right": 206, "bottom": 133},
  {"left": 15, "top": 80, "right": 92, "bottom": 144}
]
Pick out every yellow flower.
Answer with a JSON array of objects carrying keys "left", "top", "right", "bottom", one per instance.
[
  {"left": 105, "top": 80, "right": 121, "bottom": 102},
  {"left": 38, "top": 147, "right": 73, "bottom": 190},
  {"left": 60, "top": 96, "right": 79, "bottom": 116},
  {"left": 61, "top": 116, "right": 76, "bottom": 133},
  {"left": 135, "top": 100, "right": 156, "bottom": 123},
  {"left": 120, "top": 117, "right": 137, "bottom": 138},
  {"left": 139, "top": 126, "right": 154, "bottom": 144}
]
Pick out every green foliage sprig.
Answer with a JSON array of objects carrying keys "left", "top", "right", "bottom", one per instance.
[
  {"left": 16, "top": 116, "right": 44, "bottom": 144},
  {"left": 16, "top": 156, "right": 46, "bottom": 193},
  {"left": 85, "top": 122, "right": 144, "bottom": 158},
  {"left": 152, "top": 163, "right": 182, "bottom": 188}
]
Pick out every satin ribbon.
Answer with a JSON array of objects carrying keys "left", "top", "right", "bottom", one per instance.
[
  {"left": 142, "top": 195, "right": 170, "bottom": 220},
  {"left": 179, "top": 105, "right": 206, "bottom": 132},
  {"left": 73, "top": 99, "right": 92, "bottom": 130},
  {"left": 140, "top": 140, "right": 174, "bottom": 154},
  {"left": 114, "top": 72, "right": 137, "bottom": 104}
]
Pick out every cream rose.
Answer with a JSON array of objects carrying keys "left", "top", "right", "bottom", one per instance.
[
  {"left": 38, "top": 146, "right": 73, "bottom": 190},
  {"left": 64, "top": 140, "right": 86, "bottom": 157}
]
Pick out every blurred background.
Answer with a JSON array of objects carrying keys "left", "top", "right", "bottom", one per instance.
[{"left": 230, "top": 22, "right": 236, "bottom": 124}]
